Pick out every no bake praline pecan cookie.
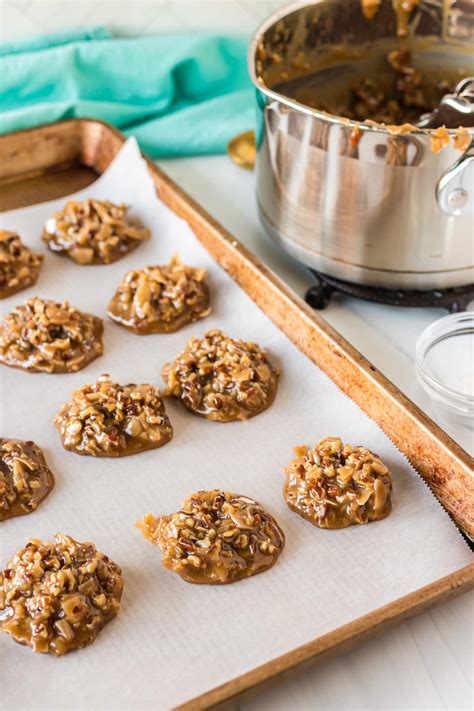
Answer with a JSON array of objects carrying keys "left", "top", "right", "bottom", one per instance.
[
  {"left": 0, "top": 438, "right": 55, "bottom": 522},
  {"left": 0, "top": 534, "right": 123, "bottom": 655},
  {"left": 0, "top": 230, "right": 43, "bottom": 298},
  {"left": 0, "top": 297, "right": 103, "bottom": 373},
  {"left": 162, "top": 330, "right": 279, "bottom": 422},
  {"left": 283, "top": 436, "right": 393, "bottom": 529},
  {"left": 137, "top": 490, "right": 285, "bottom": 584},
  {"left": 42, "top": 199, "right": 150, "bottom": 265},
  {"left": 54, "top": 374, "right": 173, "bottom": 457},
  {"left": 108, "top": 255, "right": 210, "bottom": 334}
]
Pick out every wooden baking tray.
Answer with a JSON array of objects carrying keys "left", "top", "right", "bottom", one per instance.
[{"left": 0, "top": 119, "right": 472, "bottom": 711}]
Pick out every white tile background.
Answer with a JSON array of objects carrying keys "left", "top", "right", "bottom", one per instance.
[{"left": 0, "top": 0, "right": 283, "bottom": 40}]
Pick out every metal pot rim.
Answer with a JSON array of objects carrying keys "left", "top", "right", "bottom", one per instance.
[{"left": 247, "top": 0, "right": 474, "bottom": 139}]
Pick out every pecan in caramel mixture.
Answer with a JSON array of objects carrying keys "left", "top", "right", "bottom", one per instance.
[
  {"left": 108, "top": 255, "right": 210, "bottom": 334},
  {"left": 340, "top": 48, "right": 451, "bottom": 126},
  {"left": 42, "top": 199, "right": 150, "bottom": 265},
  {"left": 0, "top": 297, "right": 103, "bottom": 373},
  {"left": 137, "top": 490, "right": 285, "bottom": 584},
  {"left": 162, "top": 330, "right": 279, "bottom": 422},
  {"left": 0, "top": 439, "right": 55, "bottom": 522},
  {"left": 0, "top": 535, "right": 123, "bottom": 655},
  {"left": 284, "top": 437, "right": 393, "bottom": 529},
  {"left": 54, "top": 374, "right": 173, "bottom": 457},
  {"left": 0, "top": 231, "right": 43, "bottom": 299}
]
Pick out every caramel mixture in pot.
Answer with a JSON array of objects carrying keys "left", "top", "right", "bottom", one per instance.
[
  {"left": 258, "top": 0, "right": 470, "bottom": 146},
  {"left": 338, "top": 47, "right": 451, "bottom": 125},
  {"left": 284, "top": 44, "right": 454, "bottom": 128}
]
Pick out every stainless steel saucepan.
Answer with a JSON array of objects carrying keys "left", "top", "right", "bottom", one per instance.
[{"left": 249, "top": 0, "right": 474, "bottom": 289}]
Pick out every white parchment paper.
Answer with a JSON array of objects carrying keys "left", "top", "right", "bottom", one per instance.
[{"left": 0, "top": 139, "right": 471, "bottom": 710}]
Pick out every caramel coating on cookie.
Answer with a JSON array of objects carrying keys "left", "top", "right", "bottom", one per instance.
[
  {"left": 42, "top": 199, "right": 150, "bottom": 265},
  {"left": 0, "top": 439, "right": 55, "bottom": 521},
  {"left": 0, "top": 231, "right": 43, "bottom": 299},
  {"left": 162, "top": 330, "right": 279, "bottom": 421},
  {"left": 137, "top": 489, "right": 285, "bottom": 584},
  {"left": 108, "top": 255, "right": 210, "bottom": 334},
  {"left": 0, "top": 297, "right": 103, "bottom": 373},
  {"left": 54, "top": 374, "right": 173, "bottom": 457},
  {"left": 0, "top": 535, "right": 123, "bottom": 655},
  {"left": 284, "top": 436, "right": 393, "bottom": 529}
]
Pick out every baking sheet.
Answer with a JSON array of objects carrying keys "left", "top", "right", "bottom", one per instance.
[{"left": 0, "top": 138, "right": 471, "bottom": 710}]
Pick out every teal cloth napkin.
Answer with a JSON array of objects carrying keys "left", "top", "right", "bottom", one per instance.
[{"left": 0, "top": 27, "right": 255, "bottom": 157}]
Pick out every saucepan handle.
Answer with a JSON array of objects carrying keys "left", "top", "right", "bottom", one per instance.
[{"left": 436, "top": 140, "right": 474, "bottom": 216}]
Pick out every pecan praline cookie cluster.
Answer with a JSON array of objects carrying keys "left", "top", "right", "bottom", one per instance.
[
  {"left": 0, "top": 230, "right": 43, "bottom": 299},
  {"left": 108, "top": 255, "right": 210, "bottom": 334},
  {"left": 137, "top": 489, "right": 285, "bottom": 585},
  {"left": 0, "top": 438, "right": 55, "bottom": 522},
  {"left": 0, "top": 534, "right": 123, "bottom": 656},
  {"left": 42, "top": 199, "right": 150, "bottom": 265},
  {"left": 0, "top": 297, "right": 103, "bottom": 373},
  {"left": 283, "top": 436, "right": 393, "bottom": 529},
  {"left": 162, "top": 329, "right": 279, "bottom": 422},
  {"left": 54, "top": 375, "right": 173, "bottom": 457}
]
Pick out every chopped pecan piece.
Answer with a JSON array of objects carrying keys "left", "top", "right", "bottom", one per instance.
[
  {"left": 42, "top": 199, "right": 150, "bottom": 265},
  {"left": 137, "top": 490, "right": 285, "bottom": 584},
  {"left": 284, "top": 436, "right": 393, "bottom": 529},
  {"left": 0, "top": 297, "right": 103, "bottom": 373},
  {"left": 0, "top": 438, "right": 55, "bottom": 521},
  {"left": 0, "top": 230, "right": 43, "bottom": 299},
  {"left": 162, "top": 330, "right": 279, "bottom": 422},
  {"left": 0, "top": 535, "right": 123, "bottom": 655},
  {"left": 54, "top": 374, "right": 173, "bottom": 457},
  {"left": 108, "top": 255, "right": 210, "bottom": 334}
]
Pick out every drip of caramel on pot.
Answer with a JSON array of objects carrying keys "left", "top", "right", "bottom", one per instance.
[
  {"left": 392, "top": 0, "right": 420, "bottom": 37},
  {"left": 360, "top": 0, "right": 420, "bottom": 37},
  {"left": 361, "top": 0, "right": 381, "bottom": 19}
]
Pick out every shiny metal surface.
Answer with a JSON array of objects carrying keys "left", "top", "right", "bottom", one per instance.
[
  {"left": 417, "top": 77, "right": 474, "bottom": 128},
  {"left": 437, "top": 140, "right": 474, "bottom": 216},
  {"left": 249, "top": 0, "right": 474, "bottom": 289}
]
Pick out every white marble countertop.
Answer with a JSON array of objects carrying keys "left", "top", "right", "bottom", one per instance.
[{"left": 1, "top": 2, "right": 472, "bottom": 709}]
